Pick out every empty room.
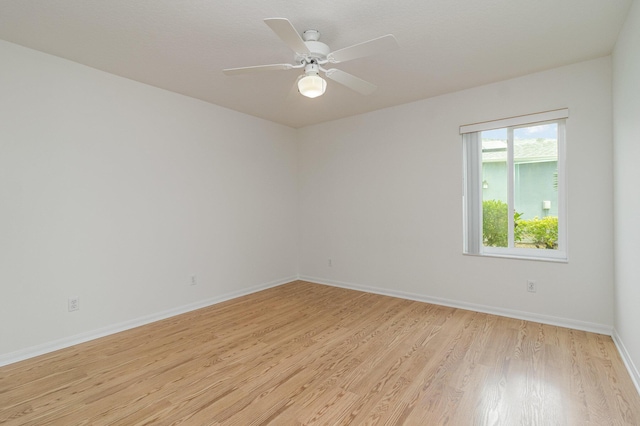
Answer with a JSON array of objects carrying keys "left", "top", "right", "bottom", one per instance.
[{"left": 1, "top": 0, "right": 640, "bottom": 424}]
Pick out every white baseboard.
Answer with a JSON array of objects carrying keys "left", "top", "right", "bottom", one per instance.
[
  {"left": 299, "top": 275, "right": 614, "bottom": 336},
  {"left": 612, "top": 329, "right": 640, "bottom": 396},
  {"left": 0, "top": 276, "right": 298, "bottom": 367}
]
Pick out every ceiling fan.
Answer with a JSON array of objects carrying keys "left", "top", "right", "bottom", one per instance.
[{"left": 223, "top": 18, "right": 399, "bottom": 98}]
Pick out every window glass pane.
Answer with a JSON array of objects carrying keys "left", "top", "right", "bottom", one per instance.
[
  {"left": 481, "top": 128, "right": 508, "bottom": 247},
  {"left": 513, "top": 124, "right": 558, "bottom": 250}
]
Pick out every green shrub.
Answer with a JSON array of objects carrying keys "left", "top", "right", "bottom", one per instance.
[
  {"left": 518, "top": 216, "right": 558, "bottom": 249},
  {"left": 482, "top": 200, "right": 557, "bottom": 249},
  {"left": 482, "top": 200, "right": 509, "bottom": 247}
]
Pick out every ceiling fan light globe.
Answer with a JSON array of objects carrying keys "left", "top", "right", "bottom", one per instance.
[{"left": 298, "top": 75, "right": 326, "bottom": 98}]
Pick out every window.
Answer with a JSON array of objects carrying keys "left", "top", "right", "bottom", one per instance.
[{"left": 461, "top": 109, "right": 568, "bottom": 261}]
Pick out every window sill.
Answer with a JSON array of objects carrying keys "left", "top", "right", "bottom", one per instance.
[{"left": 463, "top": 252, "right": 568, "bottom": 263}]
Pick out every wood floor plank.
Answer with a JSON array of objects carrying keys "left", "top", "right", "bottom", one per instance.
[{"left": 1, "top": 280, "right": 639, "bottom": 425}]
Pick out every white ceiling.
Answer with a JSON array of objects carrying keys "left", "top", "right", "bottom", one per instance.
[{"left": 0, "top": 0, "right": 632, "bottom": 128}]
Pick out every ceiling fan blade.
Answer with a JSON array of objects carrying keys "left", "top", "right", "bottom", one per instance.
[
  {"left": 264, "top": 18, "right": 310, "bottom": 55},
  {"left": 223, "top": 63, "right": 294, "bottom": 76},
  {"left": 327, "top": 34, "right": 399, "bottom": 63},
  {"left": 324, "top": 69, "right": 377, "bottom": 95}
]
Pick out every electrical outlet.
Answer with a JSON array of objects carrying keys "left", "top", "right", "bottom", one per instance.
[
  {"left": 68, "top": 297, "right": 79, "bottom": 312},
  {"left": 328, "top": 258, "right": 332, "bottom": 267},
  {"left": 527, "top": 280, "right": 537, "bottom": 293},
  {"left": 190, "top": 275, "right": 197, "bottom": 286}
]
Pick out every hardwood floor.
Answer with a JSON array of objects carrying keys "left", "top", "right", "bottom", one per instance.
[{"left": 1, "top": 281, "right": 639, "bottom": 425}]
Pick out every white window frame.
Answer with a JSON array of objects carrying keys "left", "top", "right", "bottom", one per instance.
[{"left": 461, "top": 109, "right": 568, "bottom": 262}]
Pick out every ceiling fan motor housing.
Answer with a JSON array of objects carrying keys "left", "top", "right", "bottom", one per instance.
[{"left": 296, "top": 31, "right": 330, "bottom": 65}]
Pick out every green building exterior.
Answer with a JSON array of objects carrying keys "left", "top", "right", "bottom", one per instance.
[{"left": 482, "top": 139, "right": 558, "bottom": 220}]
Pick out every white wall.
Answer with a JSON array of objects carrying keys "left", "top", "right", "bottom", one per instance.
[
  {"left": 298, "top": 57, "right": 614, "bottom": 331},
  {"left": 0, "top": 41, "right": 298, "bottom": 360},
  {"left": 613, "top": 0, "right": 640, "bottom": 388}
]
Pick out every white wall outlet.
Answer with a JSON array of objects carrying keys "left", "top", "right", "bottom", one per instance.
[
  {"left": 190, "top": 275, "right": 197, "bottom": 286},
  {"left": 328, "top": 258, "right": 332, "bottom": 267},
  {"left": 527, "top": 280, "right": 537, "bottom": 293},
  {"left": 68, "top": 297, "right": 79, "bottom": 312}
]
